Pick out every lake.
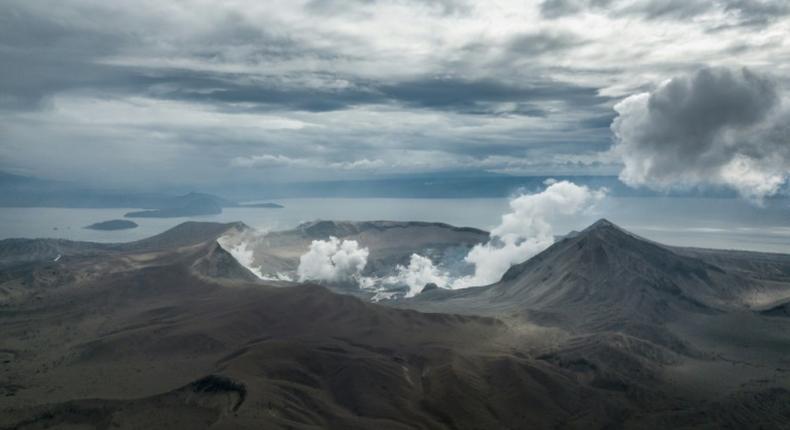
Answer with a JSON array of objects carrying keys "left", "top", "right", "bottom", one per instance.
[{"left": 1, "top": 197, "right": 790, "bottom": 254}]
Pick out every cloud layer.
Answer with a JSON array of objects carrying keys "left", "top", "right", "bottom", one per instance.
[
  {"left": 2, "top": 1, "right": 788, "bottom": 186},
  {"left": 611, "top": 66, "right": 789, "bottom": 201}
]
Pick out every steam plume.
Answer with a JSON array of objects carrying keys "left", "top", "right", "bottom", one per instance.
[
  {"left": 385, "top": 254, "right": 450, "bottom": 297},
  {"left": 453, "top": 180, "right": 606, "bottom": 288},
  {"left": 297, "top": 236, "right": 370, "bottom": 284}
]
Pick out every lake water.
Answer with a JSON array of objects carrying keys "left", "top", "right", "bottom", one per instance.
[{"left": 1, "top": 197, "right": 790, "bottom": 254}]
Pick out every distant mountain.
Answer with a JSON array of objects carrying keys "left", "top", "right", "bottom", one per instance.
[
  {"left": 237, "top": 202, "right": 284, "bottom": 208},
  {"left": 0, "top": 172, "right": 238, "bottom": 211},
  {"left": 208, "top": 174, "right": 650, "bottom": 199},
  {"left": 124, "top": 193, "right": 224, "bottom": 218},
  {"left": 85, "top": 219, "right": 138, "bottom": 230},
  {"left": 1, "top": 170, "right": 756, "bottom": 203},
  {"left": 259, "top": 172, "right": 781, "bottom": 199}
]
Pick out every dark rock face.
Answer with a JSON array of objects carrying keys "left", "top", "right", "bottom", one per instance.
[
  {"left": 490, "top": 218, "right": 720, "bottom": 327},
  {"left": 417, "top": 218, "right": 777, "bottom": 326},
  {"left": 189, "top": 375, "right": 247, "bottom": 412},
  {"left": 192, "top": 243, "right": 260, "bottom": 282},
  {"left": 761, "top": 301, "right": 790, "bottom": 317},
  {"left": 85, "top": 219, "right": 138, "bottom": 230},
  {"left": 421, "top": 282, "right": 440, "bottom": 293}
]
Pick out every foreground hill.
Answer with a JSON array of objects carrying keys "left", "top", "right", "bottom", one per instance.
[
  {"left": 1, "top": 220, "right": 789, "bottom": 429},
  {"left": 0, "top": 222, "right": 619, "bottom": 429}
]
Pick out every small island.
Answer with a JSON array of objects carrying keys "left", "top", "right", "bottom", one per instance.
[{"left": 85, "top": 219, "right": 138, "bottom": 231}]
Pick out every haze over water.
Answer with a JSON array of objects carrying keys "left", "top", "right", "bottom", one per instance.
[{"left": 3, "top": 196, "right": 790, "bottom": 254}]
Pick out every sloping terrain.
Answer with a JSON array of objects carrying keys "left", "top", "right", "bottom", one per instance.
[
  {"left": 0, "top": 222, "right": 625, "bottom": 429},
  {"left": 402, "top": 219, "right": 790, "bottom": 427},
  {"left": 1, "top": 220, "right": 790, "bottom": 429},
  {"left": 410, "top": 219, "right": 790, "bottom": 324}
]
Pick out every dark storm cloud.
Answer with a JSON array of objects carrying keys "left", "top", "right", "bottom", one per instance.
[
  {"left": 540, "top": 0, "right": 613, "bottom": 19},
  {"left": 620, "top": 0, "right": 712, "bottom": 20},
  {"left": 0, "top": 3, "right": 336, "bottom": 111},
  {"left": 612, "top": 66, "right": 790, "bottom": 200},
  {"left": 506, "top": 31, "right": 586, "bottom": 57},
  {"left": 0, "top": 6, "right": 128, "bottom": 109},
  {"left": 134, "top": 72, "right": 380, "bottom": 113},
  {"left": 378, "top": 77, "right": 607, "bottom": 113},
  {"left": 4, "top": 52, "right": 606, "bottom": 117},
  {"left": 723, "top": 0, "right": 790, "bottom": 24},
  {"left": 306, "top": 0, "right": 470, "bottom": 16},
  {"left": 1, "top": 0, "right": 786, "bottom": 187},
  {"left": 0, "top": 1, "right": 597, "bottom": 118},
  {"left": 540, "top": 0, "right": 790, "bottom": 25},
  {"left": 579, "top": 113, "right": 617, "bottom": 130}
]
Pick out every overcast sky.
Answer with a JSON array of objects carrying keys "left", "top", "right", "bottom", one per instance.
[{"left": 1, "top": 0, "right": 789, "bottom": 190}]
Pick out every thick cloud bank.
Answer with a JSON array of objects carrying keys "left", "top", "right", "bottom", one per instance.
[
  {"left": 453, "top": 180, "right": 606, "bottom": 288},
  {"left": 297, "top": 237, "right": 369, "bottom": 284},
  {"left": 612, "top": 66, "right": 790, "bottom": 202}
]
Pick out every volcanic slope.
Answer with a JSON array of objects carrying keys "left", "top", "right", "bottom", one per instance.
[
  {"left": 0, "top": 221, "right": 634, "bottom": 430},
  {"left": 404, "top": 219, "right": 790, "bottom": 427},
  {"left": 2, "top": 221, "right": 790, "bottom": 428},
  {"left": 411, "top": 219, "right": 790, "bottom": 325}
]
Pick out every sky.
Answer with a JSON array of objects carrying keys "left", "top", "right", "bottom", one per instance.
[{"left": 1, "top": 0, "right": 789, "bottom": 195}]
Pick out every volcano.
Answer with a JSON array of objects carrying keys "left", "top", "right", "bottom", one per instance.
[
  {"left": 2, "top": 220, "right": 790, "bottom": 429},
  {"left": 412, "top": 219, "right": 790, "bottom": 327}
]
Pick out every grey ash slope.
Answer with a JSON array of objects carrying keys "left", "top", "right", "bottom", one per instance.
[
  {"left": 0, "top": 221, "right": 625, "bottom": 430},
  {"left": 0, "top": 221, "right": 248, "bottom": 268},
  {"left": 0, "top": 222, "right": 251, "bottom": 301},
  {"left": 409, "top": 219, "right": 790, "bottom": 323},
  {"left": 2, "top": 220, "right": 790, "bottom": 429},
  {"left": 399, "top": 219, "right": 790, "bottom": 427},
  {"left": 492, "top": 219, "right": 744, "bottom": 323}
]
